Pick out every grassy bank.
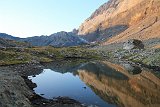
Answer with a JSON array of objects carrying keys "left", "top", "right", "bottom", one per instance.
[
  {"left": 0, "top": 46, "right": 102, "bottom": 65},
  {"left": 2, "top": 45, "right": 160, "bottom": 69}
]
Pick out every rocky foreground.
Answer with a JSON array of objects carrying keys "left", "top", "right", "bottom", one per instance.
[{"left": 0, "top": 63, "right": 84, "bottom": 107}]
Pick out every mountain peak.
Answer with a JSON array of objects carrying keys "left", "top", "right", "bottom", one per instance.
[
  {"left": 78, "top": 0, "right": 160, "bottom": 44},
  {"left": 89, "top": 0, "right": 121, "bottom": 20}
]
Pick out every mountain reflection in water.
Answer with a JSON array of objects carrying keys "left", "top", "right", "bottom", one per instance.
[
  {"left": 78, "top": 61, "right": 160, "bottom": 107},
  {"left": 29, "top": 60, "right": 160, "bottom": 107}
]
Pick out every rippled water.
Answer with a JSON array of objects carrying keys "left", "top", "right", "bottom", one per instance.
[{"left": 28, "top": 60, "right": 160, "bottom": 107}]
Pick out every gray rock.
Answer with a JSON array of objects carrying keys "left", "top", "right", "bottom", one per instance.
[{"left": 123, "top": 39, "right": 144, "bottom": 50}]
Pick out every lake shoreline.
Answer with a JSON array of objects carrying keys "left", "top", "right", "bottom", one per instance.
[
  {"left": 0, "top": 62, "right": 84, "bottom": 107},
  {"left": 0, "top": 57, "right": 159, "bottom": 107}
]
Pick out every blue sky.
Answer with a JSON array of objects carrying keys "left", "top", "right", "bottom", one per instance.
[{"left": 0, "top": 0, "right": 107, "bottom": 37}]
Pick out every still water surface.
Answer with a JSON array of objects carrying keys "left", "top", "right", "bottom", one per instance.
[{"left": 28, "top": 60, "right": 160, "bottom": 107}]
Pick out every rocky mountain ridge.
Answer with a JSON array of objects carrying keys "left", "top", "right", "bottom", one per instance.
[
  {"left": 0, "top": 33, "right": 21, "bottom": 41},
  {"left": 0, "top": 31, "right": 88, "bottom": 47},
  {"left": 22, "top": 31, "right": 88, "bottom": 47}
]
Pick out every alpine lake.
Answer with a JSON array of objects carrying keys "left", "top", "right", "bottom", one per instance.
[{"left": 28, "top": 59, "right": 160, "bottom": 107}]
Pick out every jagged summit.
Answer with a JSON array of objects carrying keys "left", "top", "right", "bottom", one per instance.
[{"left": 89, "top": 0, "right": 121, "bottom": 20}]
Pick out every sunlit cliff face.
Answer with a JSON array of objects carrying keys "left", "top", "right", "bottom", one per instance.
[
  {"left": 78, "top": 0, "right": 160, "bottom": 44},
  {"left": 77, "top": 61, "right": 160, "bottom": 107}
]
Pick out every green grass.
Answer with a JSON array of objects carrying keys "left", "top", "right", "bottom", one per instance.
[
  {"left": 0, "top": 46, "right": 103, "bottom": 65},
  {"left": 142, "top": 52, "right": 160, "bottom": 66},
  {"left": 0, "top": 50, "right": 33, "bottom": 65}
]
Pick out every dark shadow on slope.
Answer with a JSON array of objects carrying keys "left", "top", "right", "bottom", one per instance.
[{"left": 80, "top": 25, "right": 128, "bottom": 42}]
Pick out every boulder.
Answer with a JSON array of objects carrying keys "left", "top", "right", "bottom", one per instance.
[
  {"left": 122, "top": 63, "right": 142, "bottom": 75},
  {"left": 123, "top": 39, "right": 144, "bottom": 50}
]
